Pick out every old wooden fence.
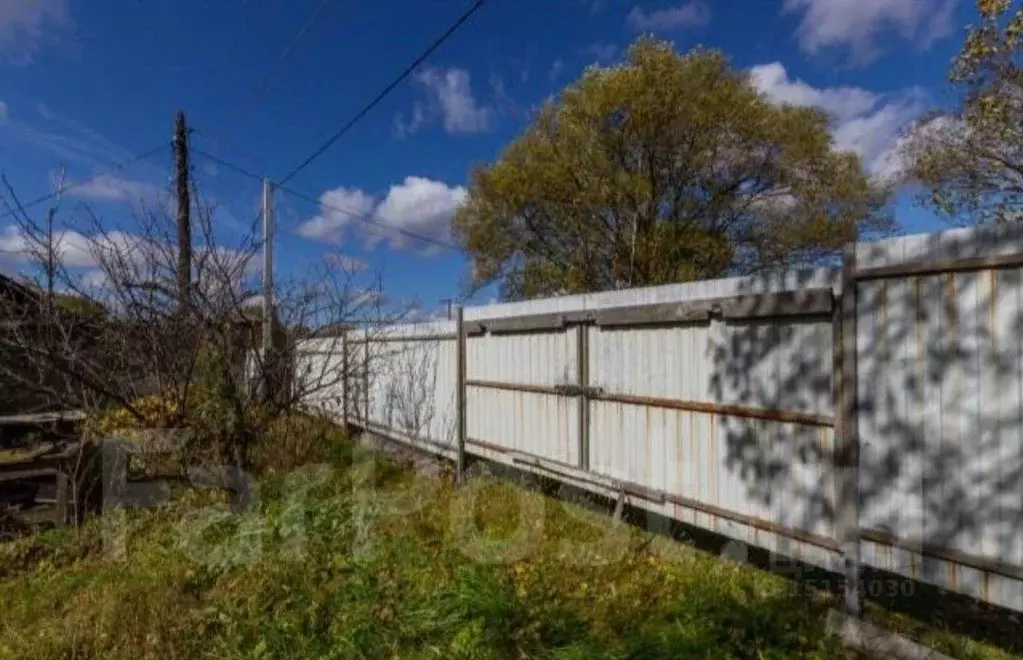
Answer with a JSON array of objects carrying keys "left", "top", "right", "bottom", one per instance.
[{"left": 294, "top": 224, "right": 1023, "bottom": 614}]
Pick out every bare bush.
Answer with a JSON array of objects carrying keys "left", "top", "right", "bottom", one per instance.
[{"left": 0, "top": 178, "right": 408, "bottom": 472}]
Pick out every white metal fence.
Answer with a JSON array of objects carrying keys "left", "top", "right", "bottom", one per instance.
[{"left": 294, "top": 224, "right": 1023, "bottom": 614}]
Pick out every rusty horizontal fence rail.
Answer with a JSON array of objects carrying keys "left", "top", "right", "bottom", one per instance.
[
  {"left": 859, "top": 528, "right": 1023, "bottom": 582},
  {"left": 591, "top": 392, "right": 834, "bottom": 428},
  {"left": 473, "top": 439, "right": 842, "bottom": 553},
  {"left": 362, "top": 420, "right": 457, "bottom": 455},
  {"left": 467, "top": 379, "right": 833, "bottom": 428},
  {"left": 346, "top": 333, "right": 457, "bottom": 344},
  {"left": 466, "top": 379, "right": 584, "bottom": 397}
]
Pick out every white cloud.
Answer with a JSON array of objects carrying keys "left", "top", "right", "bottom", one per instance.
[
  {"left": 626, "top": 2, "right": 710, "bottom": 31},
  {"left": 749, "top": 62, "right": 878, "bottom": 121},
  {"left": 750, "top": 61, "right": 926, "bottom": 184},
  {"left": 0, "top": 0, "right": 70, "bottom": 64},
  {"left": 62, "top": 174, "right": 162, "bottom": 203},
  {"left": 414, "top": 67, "right": 494, "bottom": 135},
  {"left": 783, "top": 0, "right": 958, "bottom": 64},
  {"left": 297, "top": 176, "right": 466, "bottom": 252},
  {"left": 0, "top": 225, "right": 137, "bottom": 268},
  {"left": 296, "top": 187, "right": 376, "bottom": 244},
  {"left": 373, "top": 177, "right": 466, "bottom": 249}
]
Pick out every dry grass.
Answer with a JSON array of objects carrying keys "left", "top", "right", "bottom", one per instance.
[{"left": 0, "top": 439, "right": 1014, "bottom": 659}]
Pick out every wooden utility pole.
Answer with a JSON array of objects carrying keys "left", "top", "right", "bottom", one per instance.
[{"left": 173, "top": 111, "right": 192, "bottom": 313}]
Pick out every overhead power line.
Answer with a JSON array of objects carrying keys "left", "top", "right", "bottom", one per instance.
[
  {"left": 0, "top": 142, "right": 172, "bottom": 223},
  {"left": 191, "top": 147, "right": 461, "bottom": 251},
  {"left": 276, "top": 0, "right": 488, "bottom": 186},
  {"left": 251, "top": 0, "right": 342, "bottom": 99}
]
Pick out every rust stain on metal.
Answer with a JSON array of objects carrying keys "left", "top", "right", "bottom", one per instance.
[
  {"left": 593, "top": 391, "right": 833, "bottom": 428},
  {"left": 667, "top": 489, "right": 841, "bottom": 552},
  {"left": 690, "top": 411, "right": 698, "bottom": 500},
  {"left": 710, "top": 414, "right": 719, "bottom": 531},
  {"left": 981, "top": 571, "right": 991, "bottom": 602},
  {"left": 948, "top": 562, "right": 959, "bottom": 591},
  {"left": 645, "top": 405, "right": 652, "bottom": 490},
  {"left": 469, "top": 381, "right": 833, "bottom": 428},
  {"left": 860, "top": 528, "right": 1023, "bottom": 581}
]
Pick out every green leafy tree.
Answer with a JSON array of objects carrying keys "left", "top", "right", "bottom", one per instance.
[
  {"left": 452, "top": 39, "right": 891, "bottom": 300},
  {"left": 907, "top": 0, "right": 1023, "bottom": 223}
]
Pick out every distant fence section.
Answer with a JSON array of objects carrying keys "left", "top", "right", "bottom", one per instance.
[{"left": 294, "top": 224, "right": 1023, "bottom": 615}]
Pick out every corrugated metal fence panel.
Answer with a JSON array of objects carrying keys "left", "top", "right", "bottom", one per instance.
[
  {"left": 294, "top": 349, "right": 345, "bottom": 418},
  {"left": 586, "top": 316, "right": 836, "bottom": 554},
  {"left": 466, "top": 330, "right": 580, "bottom": 465},
  {"left": 467, "top": 330, "right": 578, "bottom": 385},
  {"left": 857, "top": 229, "right": 1023, "bottom": 611},
  {"left": 364, "top": 331, "right": 458, "bottom": 451}
]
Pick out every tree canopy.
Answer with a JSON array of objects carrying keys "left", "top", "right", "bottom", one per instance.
[
  {"left": 907, "top": 0, "right": 1023, "bottom": 223},
  {"left": 452, "top": 39, "right": 891, "bottom": 300}
]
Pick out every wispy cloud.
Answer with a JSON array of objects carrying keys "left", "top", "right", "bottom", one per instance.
[
  {"left": 782, "top": 0, "right": 959, "bottom": 65},
  {"left": 549, "top": 58, "right": 565, "bottom": 83},
  {"left": 61, "top": 173, "right": 163, "bottom": 203},
  {"left": 417, "top": 67, "right": 494, "bottom": 134},
  {"left": 0, "top": 0, "right": 71, "bottom": 64},
  {"left": 0, "top": 102, "right": 168, "bottom": 196},
  {"left": 394, "top": 67, "right": 495, "bottom": 137},
  {"left": 626, "top": 2, "right": 710, "bottom": 32},
  {"left": 393, "top": 102, "right": 427, "bottom": 139}
]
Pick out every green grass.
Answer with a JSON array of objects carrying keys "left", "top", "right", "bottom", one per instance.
[{"left": 0, "top": 443, "right": 1013, "bottom": 659}]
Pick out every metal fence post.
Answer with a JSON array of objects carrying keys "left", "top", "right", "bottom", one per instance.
[
  {"left": 455, "top": 305, "right": 467, "bottom": 483},
  {"left": 341, "top": 329, "right": 349, "bottom": 432},
  {"left": 577, "top": 323, "right": 590, "bottom": 470},
  {"left": 836, "top": 243, "right": 862, "bottom": 618},
  {"left": 363, "top": 335, "right": 370, "bottom": 430}
]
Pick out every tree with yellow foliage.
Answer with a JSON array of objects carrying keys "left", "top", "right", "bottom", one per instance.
[
  {"left": 452, "top": 38, "right": 892, "bottom": 300},
  {"left": 907, "top": 0, "right": 1023, "bottom": 223}
]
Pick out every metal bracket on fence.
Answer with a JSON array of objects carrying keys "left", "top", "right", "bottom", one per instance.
[{"left": 552, "top": 384, "right": 605, "bottom": 398}]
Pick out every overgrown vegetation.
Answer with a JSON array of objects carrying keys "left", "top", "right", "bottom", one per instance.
[{"left": 0, "top": 429, "right": 1013, "bottom": 660}]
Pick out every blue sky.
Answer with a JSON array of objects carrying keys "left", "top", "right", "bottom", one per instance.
[{"left": 0, "top": 0, "right": 976, "bottom": 318}]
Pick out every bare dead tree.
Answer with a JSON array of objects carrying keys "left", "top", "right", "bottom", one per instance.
[{"left": 0, "top": 175, "right": 410, "bottom": 470}]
